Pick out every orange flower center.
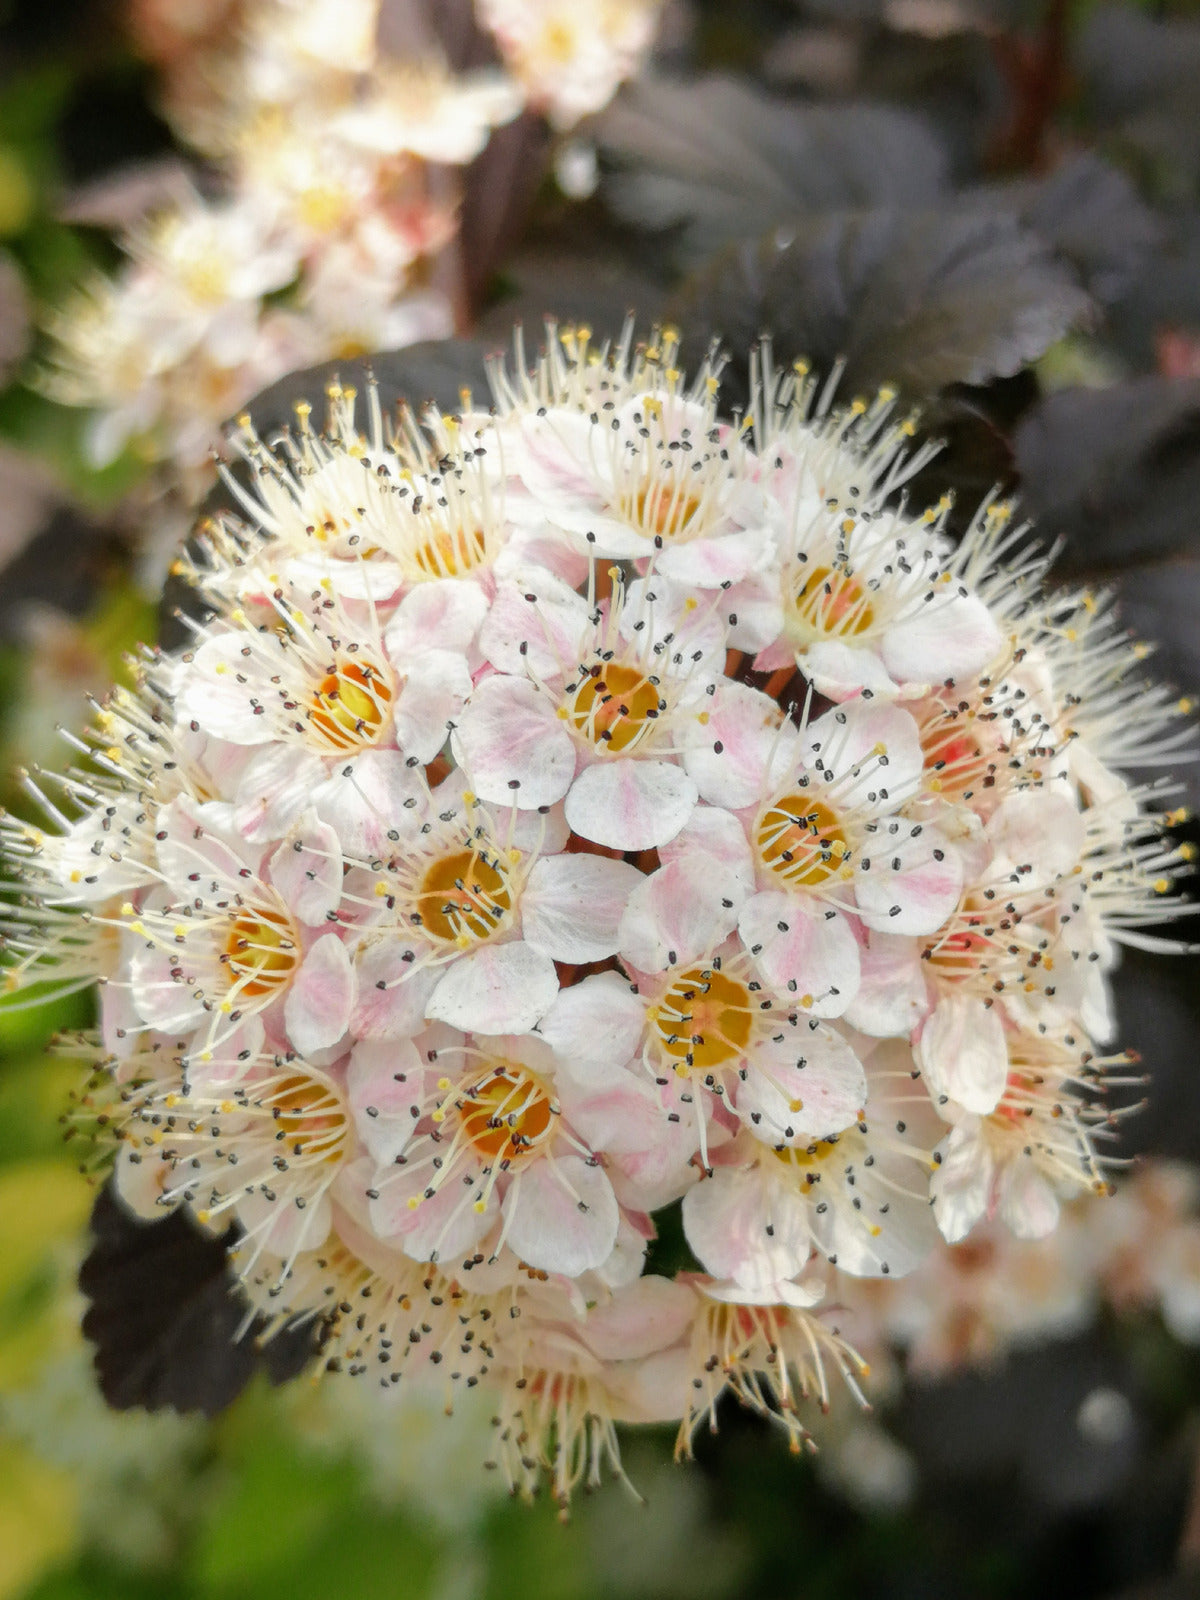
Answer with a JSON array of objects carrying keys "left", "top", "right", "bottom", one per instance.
[
  {"left": 754, "top": 794, "right": 851, "bottom": 888},
  {"left": 566, "top": 661, "right": 662, "bottom": 754},
  {"left": 455, "top": 1062, "right": 556, "bottom": 1169},
  {"left": 651, "top": 966, "right": 755, "bottom": 1074},
  {"left": 416, "top": 847, "right": 514, "bottom": 945},
  {"left": 309, "top": 658, "right": 394, "bottom": 752},
  {"left": 224, "top": 907, "right": 298, "bottom": 998},
  {"left": 790, "top": 564, "right": 875, "bottom": 640}
]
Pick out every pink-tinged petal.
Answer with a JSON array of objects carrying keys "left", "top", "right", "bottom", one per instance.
[
  {"left": 180, "top": 1015, "right": 265, "bottom": 1093},
  {"left": 393, "top": 648, "right": 472, "bottom": 763},
  {"left": 930, "top": 1117, "right": 993, "bottom": 1243},
  {"left": 738, "top": 892, "right": 861, "bottom": 1018},
  {"left": 683, "top": 681, "right": 795, "bottom": 811},
  {"left": 582, "top": 1276, "right": 697, "bottom": 1362},
  {"left": 842, "top": 932, "right": 929, "bottom": 1038},
  {"left": 986, "top": 789, "right": 1085, "bottom": 881},
  {"left": 312, "top": 750, "right": 427, "bottom": 858},
  {"left": 112, "top": 1142, "right": 175, "bottom": 1220},
  {"left": 128, "top": 944, "right": 207, "bottom": 1033},
  {"left": 346, "top": 1036, "right": 425, "bottom": 1165},
  {"left": 618, "top": 855, "right": 742, "bottom": 974},
  {"left": 268, "top": 815, "right": 343, "bottom": 926},
  {"left": 565, "top": 758, "right": 697, "bottom": 851},
  {"left": 501, "top": 1155, "right": 619, "bottom": 1276},
  {"left": 178, "top": 633, "right": 271, "bottom": 743},
  {"left": 558, "top": 1071, "right": 698, "bottom": 1212},
  {"left": 351, "top": 942, "right": 438, "bottom": 1038},
  {"left": 384, "top": 577, "right": 488, "bottom": 660},
  {"left": 723, "top": 571, "right": 785, "bottom": 654},
  {"left": 537, "top": 972, "right": 646, "bottom": 1083},
  {"left": 655, "top": 528, "right": 766, "bottom": 588},
  {"left": 915, "top": 993, "right": 1008, "bottom": 1115},
  {"left": 660, "top": 805, "right": 755, "bottom": 899},
  {"left": 522, "top": 853, "right": 643, "bottom": 964},
  {"left": 236, "top": 1186, "right": 332, "bottom": 1257},
  {"left": 998, "top": 1160, "right": 1060, "bottom": 1240},
  {"left": 881, "top": 589, "right": 1002, "bottom": 688},
  {"left": 606, "top": 1347, "right": 695, "bottom": 1426},
  {"left": 816, "top": 1183, "right": 938, "bottom": 1278},
  {"left": 450, "top": 675, "right": 575, "bottom": 809},
  {"left": 703, "top": 1274, "right": 826, "bottom": 1309},
  {"left": 478, "top": 574, "right": 590, "bottom": 680},
  {"left": 855, "top": 820, "right": 963, "bottom": 936},
  {"left": 370, "top": 1159, "right": 498, "bottom": 1262},
  {"left": 682, "top": 1167, "right": 811, "bottom": 1292},
  {"left": 753, "top": 636, "right": 795, "bottom": 674},
  {"left": 799, "top": 640, "right": 898, "bottom": 701},
  {"left": 425, "top": 941, "right": 559, "bottom": 1033},
  {"left": 736, "top": 1029, "right": 866, "bottom": 1143},
  {"left": 805, "top": 701, "right": 924, "bottom": 806},
  {"left": 284, "top": 932, "right": 356, "bottom": 1055},
  {"left": 233, "top": 745, "right": 327, "bottom": 843},
  {"left": 516, "top": 411, "right": 649, "bottom": 556},
  {"left": 156, "top": 794, "right": 251, "bottom": 888}
]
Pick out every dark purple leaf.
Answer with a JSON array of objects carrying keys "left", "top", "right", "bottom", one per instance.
[
  {"left": 670, "top": 205, "right": 1091, "bottom": 402},
  {"left": 80, "top": 1184, "right": 318, "bottom": 1417},
  {"left": 597, "top": 75, "right": 949, "bottom": 267},
  {"left": 1014, "top": 378, "right": 1200, "bottom": 573}
]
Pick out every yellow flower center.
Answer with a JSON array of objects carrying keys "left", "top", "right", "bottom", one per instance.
[
  {"left": 566, "top": 662, "right": 662, "bottom": 754},
  {"left": 309, "top": 658, "right": 394, "bottom": 752},
  {"left": 454, "top": 1062, "right": 556, "bottom": 1169},
  {"left": 410, "top": 524, "right": 489, "bottom": 580},
  {"left": 416, "top": 848, "right": 514, "bottom": 945},
  {"left": 627, "top": 482, "right": 703, "bottom": 542},
  {"left": 267, "top": 1073, "right": 347, "bottom": 1165},
  {"left": 754, "top": 794, "right": 852, "bottom": 888},
  {"left": 224, "top": 908, "right": 299, "bottom": 998},
  {"left": 652, "top": 966, "right": 755, "bottom": 1074},
  {"left": 790, "top": 564, "right": 875, "bottom": 641}
]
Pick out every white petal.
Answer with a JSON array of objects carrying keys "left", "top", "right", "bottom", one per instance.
[
  {"left": 659, "top": 804, "right": 755, "bottom": 899},
  {"left": 854, "top": 819, "right": 963, "bottom": 936},
  {"left": 284, "top": 932, "right": 356, "bottom": 1055},
  {"left": 393, "top": 648, "right": 472, "bottom": 763},
  {"left": 537, "top": 971, "right": 646, "bottom": 1082},
  {"left": 385, "top": 578, "right": 488, "bottom": 661},
  {"left": 450, "top": 674, "right": 575, "bottom": 808},
  {"left": 522, "top": 853, "right": 643, "bottom": 963},
  {"left": 618, "top": 855, "right": 741, "bottom": 974},
  {"left": 736, "top": 1029, "right": 866, "bottom": 1143},
  {"left": 234, "top": 745, "right": 327, "bottom": 843},
  {"left": 268, "top": 814, "right": 343, "bottom": 926},
  {"left": 738, "top": 892, "right": 861, "bottom": 1017},
  {"left": 178, "top": 633, "right": 274, "bottom": 744},
  {"left": 683, "top": 681, "right": 794, "bottom": 811},
  {"left": 477, "top": 573, "right": 590, "bottom": 681},
  {"left": 998, "top": 1160, "right": 1060, "bottom": 1240},
  {"left": 682, "top": 1167, "right": 811, "bottom": 1293},
  {"left": 915, "top": 993, "right": 1008, "bottom": 1115},
  {"left": 881, "top": 590, "right": 1002, "bottom": 687},
  {"left": 371, "top": 1161, "right": 498, "bottom": 1262},
  {"left": 501, "top": 1155, "right": 619, "bottom": 1276},
  {"left": 565, "top": 758, "right": 697, "bottom": 851},
  {"left": 986, "top": 789, "right": 1085, "bottom": 882},
  {"left": 930, "top": 1117, "right": 993, "bottom": 1243},
  {"left": 351, "top": 940, "right": 439, "bottom": 1038},
  {"left": 800, "top": 640, "right": 898, "bottom": 701},
  {"left": 842, "top": 933, "right": 930, "bottom": 1038},
  {"left": 582, "top": 1276, "right": 697, "bottom": 1361},
  {"left": 346, "top": 1037, "right": 425, "bottom": 1165},
  {"left": 425, "top": 941, "right": 559, "bottom": 1033},
  {"left": 805, "top": 701, "right": 924, "bottom": 807},
  {"left": 313, "top": 750, "right": 427, "bottom": 859}
]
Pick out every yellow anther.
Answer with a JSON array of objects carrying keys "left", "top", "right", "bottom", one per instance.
[
  {"left": 800, "top": 994, "right": 814, "bottom": 1009},
  {"left": 407, "top": 1196, "right": 421, "bottom": 1210},
  {"left": 473, "top": 1199, "right": 488, "bottom": 1213},
  {"left": 461, "top": 790, "right": 477, "bottom": 806},
  {"left": 375, "top": 881, "right": 390, "bottom": 896}
]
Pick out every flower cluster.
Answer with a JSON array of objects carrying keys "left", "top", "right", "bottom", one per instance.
[
  {"left": 3, "top": 325, "right": 1193, "bottom": 1505},
  {"left": 46, "top": 0, "right": 521, "bottom": 490},
  {"left": 48, "top": 0, "right": 666, "bottom": 503}
]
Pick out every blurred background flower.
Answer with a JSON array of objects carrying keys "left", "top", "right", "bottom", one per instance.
[{"left": 3, "top": 2, "right": 1200, "bottom": 1598}]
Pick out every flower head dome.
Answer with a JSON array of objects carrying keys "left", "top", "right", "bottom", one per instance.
[{"left": 3, "top": 321, "right": 1194, "bottom": 1504}]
